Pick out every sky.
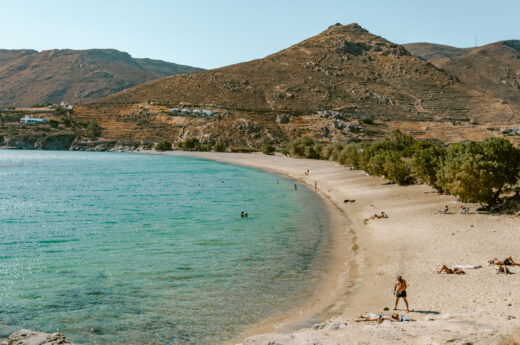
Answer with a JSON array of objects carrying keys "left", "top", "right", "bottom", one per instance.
[{"left": 1, "top": 0, "right": 518, "bottom": 69}]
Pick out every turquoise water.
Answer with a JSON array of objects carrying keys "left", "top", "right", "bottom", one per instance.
[{"left": 0, "top": 151, "right": 328, "bottom": 344}]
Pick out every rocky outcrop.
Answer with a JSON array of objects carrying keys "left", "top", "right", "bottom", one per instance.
[
  {"left": 2, "top": 329, "right": 77, "bottom": 345},
  {"left": 0, "top": 132, "right": 155, "bottom": 152},
  {"left": 0, "top": 134, "right": 76, "bottom": 150},
  {"left": 69, "top": 140, "right": 154, "bottom": 152}
]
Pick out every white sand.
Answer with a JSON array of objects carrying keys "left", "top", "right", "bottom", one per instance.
[{"left": 160, "top": 152, "right": 520, "bottom": 344}]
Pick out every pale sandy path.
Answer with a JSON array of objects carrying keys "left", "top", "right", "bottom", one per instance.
[{"left": 157, "top": 151, "right": 520, "bottom": 344}]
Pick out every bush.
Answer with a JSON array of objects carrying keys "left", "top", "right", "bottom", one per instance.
[
  {"left": 178, "top": 138, "right": 201, "bottom": 151},
  {"left": 214, "top": 142, "right": 227, "bottom": 152},
  {"left": 155, "top": 141, "right": 172, "bottom": 151},
  {"left": 384, "top": 154, "right": 412, "bottom": 185},
  {"left": 283, "top": 133, "right": 520, "bottom": 206},
  {"left": 229, "top": 146, "right": 259, "bottom": 153},
  {"left": 262, "top": 143, "right": 275, "bottom": 155},
  {"left": 410, "top": 144, "right": 446, "bottom": 191},
  {"left": 362, "top": 118, "right": 374, "bottom": 124},
  {"left": 59, "top": 115, "right": 71, "bottom": 126},
  {"left": 86, "top": 119, "right": 101, "bottom": 138},
  {"left": 437, "top": 138, "right": 520, "bottom": 206},
  {"left": 48, "top": 119, "right": 59, "bottom": 128}
]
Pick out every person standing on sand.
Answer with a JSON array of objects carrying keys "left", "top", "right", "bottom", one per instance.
[{"left": 393, "top": 275, "right": 409, "bottom": 312}]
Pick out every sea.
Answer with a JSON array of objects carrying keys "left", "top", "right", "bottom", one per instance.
[{"left": 0, "top": 151, "right": 328, "bottom": 344}]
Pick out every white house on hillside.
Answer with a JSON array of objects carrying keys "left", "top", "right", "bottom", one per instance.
[{"left": 20, "top": 115, "right": 49, "bottom": 124}]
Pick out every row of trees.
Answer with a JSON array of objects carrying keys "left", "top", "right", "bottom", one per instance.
[
  {"left": 284, "top": 131, "right": 520, "bottom": 207},
  {"left": 155, "top": 138, "right": 274, "bottom": 154}
]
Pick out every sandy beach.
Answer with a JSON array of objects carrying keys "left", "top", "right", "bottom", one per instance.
[{"left": 159, "top": 151, "right": 520, "bottom": 345}]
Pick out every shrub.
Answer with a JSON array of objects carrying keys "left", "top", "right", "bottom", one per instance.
[
  {"left": 214, "top": 142, "right": 227, "bottom": 152},
  {"left": 410, "top": 144, "right": 446, "bottom": 191},
  {"left": 86, "top": 119, "right": 101, "bottom": 138},
  {"left": 262, "top": 143, "right": 275, "bottom": 155},
  {"left": 361, "top": 118, "right": 374, "bottom": 124},
  {"left": 48, "top": 119, "right": 59, "bottom": 128},
  {"left": 229, "top": 147, "right": 259, "bottom": 153},
  {"left": 437, "top": 138, "right": 520, "bottom": 206},
  {"left": 179, "top": 138, "right": 201, "bottom": 151},
  {"left": 59, "top": 115, "right": 71, "bottom": 126},
  {"left": 384, "top": 154, "right": 412, "bottom": 185},
  {"left": 155, "top": 141, "right": 172, "bottom": 151}
]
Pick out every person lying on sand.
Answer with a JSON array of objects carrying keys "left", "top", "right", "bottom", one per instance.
[
  {"left": 488, "top": 257, "right": 520, "bottom": 266},
  {"left": 356, "top": 313, "right": 414, "bottom": 323},
  {"left": 437, "top": 265, "right": 465, "bottom": 274},
  {"left": 435, "top": 205, "right": 449, "bottom": 214},
  {"left": 497, "top": 265, "right": 511, "bottom": 274},
  {"left": 363, "top": 212, "right": 388, "bottom": 223}
]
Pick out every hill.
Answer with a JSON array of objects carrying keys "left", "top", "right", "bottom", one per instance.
[
  {"left": 0, "top": 49, "right": 203, "bottom": 107},
  {"left": 405, "top": 41, "right": 520, "bottom": 121},
  {"left": 403, "top": 42, "right": 473, "bottom": 67},
  {"left": 3, "top": 24, "right": 519, "bottom": 149}
]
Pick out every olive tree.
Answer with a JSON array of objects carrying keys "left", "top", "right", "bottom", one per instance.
[{"left": 437, "top": 138, "right": 520, "bottom": 206}]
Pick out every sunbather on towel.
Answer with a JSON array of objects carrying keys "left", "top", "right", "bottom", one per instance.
[
  {"left": 488, "top": 257, "right": 519, "bottom": 266},
  {"left": 356, "top": 313, "right": 414, "bottom": 323},
  {"left": 437, "top": 265, "right": 465, "bottom": 274}
]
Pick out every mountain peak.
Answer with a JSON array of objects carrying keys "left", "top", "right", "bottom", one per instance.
[{"left": 323, "top": 22, "right": 369, "bottom": 36}]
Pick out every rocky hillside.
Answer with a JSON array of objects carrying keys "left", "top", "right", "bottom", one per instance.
[
  {"left": 4, "top": 24, "right": 519, "bottom": 149},
  {"left": 405, "top": 41, "right": 520, "bottom": 120},
  {"left": 67, "top": 23, "right": 517, "bottom": 147},
  {"left": 403, "top": 43, "right": 472, "bottom": 67},
  {"left": 101, "top": 23, "right": 513, "bottom": 123},
  {"left": 0, "top": 49, "right": 203, "bottom": 107}
]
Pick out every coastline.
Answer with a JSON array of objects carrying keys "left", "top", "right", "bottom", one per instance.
[
  {"left": 3, "top": 149, "right": 520, "bottom": 344},
  {"left": 156, "top": 151, "right": 520, "bottom": 345},
  {"left": 153, "top": 151, "right": 358, "bottom": 343}
]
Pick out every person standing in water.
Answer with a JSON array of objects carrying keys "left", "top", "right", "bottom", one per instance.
[
  {"left": 294, "top": 184, "right": 297, "bottom": 191},
  {"left": 240, "top": 211, "right": 244, "bottom": 218},
  {"left": 393, "top": 275, "right": 409, "bottom": 312}
]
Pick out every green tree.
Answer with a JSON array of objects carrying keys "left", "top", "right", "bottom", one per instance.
[
  {"left": 180, "top": 138, "right": 201, "bottom": 151},
  {"left": 155, "top": 141, "right": 172, "bottom": 151},
  {"left": 214, "top": 142, "right": 227, "bottom": 152},
  {"left": 86, "top": 119, "right": 101, "bottom": 138},
  {"left": 262, "top": 143, "right": 275, "bottom": 155},
  {"left": 437, "top": 138, "right": 520, "bottom": 206},
  {"left": 384, "top": 153, "right": 412, "bottom": 185},
  {"left": 410, "top": 144, "right": 446, "bottom": 191}
]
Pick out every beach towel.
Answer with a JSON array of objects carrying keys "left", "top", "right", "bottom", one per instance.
[{"left": 451, "top": 265, "right": 481, "bottom": 270}]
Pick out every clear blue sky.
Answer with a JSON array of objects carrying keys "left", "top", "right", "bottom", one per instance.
[{"left": 1, "top": 0, "right": 518, "bottom": 69}]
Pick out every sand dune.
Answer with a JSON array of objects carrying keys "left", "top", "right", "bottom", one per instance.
[{"left": 161, "top": 151, "right": 520, "bottom": 345}]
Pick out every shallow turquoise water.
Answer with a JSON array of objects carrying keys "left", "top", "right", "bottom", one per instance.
[{"left": 0, "top": 151, "right": 327, "bottom": 344}]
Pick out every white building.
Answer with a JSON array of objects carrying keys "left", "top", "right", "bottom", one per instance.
[
  {"left": 59, "top": 101, "right": 73, "bottom": 110},
  {"left": 20, "top": 115, "right": 49, "bottom": 124}
]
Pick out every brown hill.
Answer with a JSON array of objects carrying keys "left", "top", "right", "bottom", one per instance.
[
  {"left": 403, "top": 42, "right": 473, "bottom": 67},
  {"left": 405, "top": 41, "right": 520, "bottom": 121},
  {"left": 101, "top": 24, "right": 512, "bottom": 123},
  {"left": 6, "top": 24, "right": 519, "bottom": 149},
  {"left": 0, "top": 49, "right": 203, "bottom": 107}
]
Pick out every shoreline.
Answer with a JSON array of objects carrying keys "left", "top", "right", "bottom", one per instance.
[
  {"left": 3, "top": 149, "right": 520, "bottom": 344},
  {"left": 152, "top": 151, "right": 358, "bottom": 344},
  {"left": 155, "top": 151, "right": 520, "bottom": 345}
]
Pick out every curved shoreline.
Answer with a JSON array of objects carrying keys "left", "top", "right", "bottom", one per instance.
[
  {"left": 152, "top": 151, "right": 359, "bottom": 344},
  {"left": 154, "top": 151, "right": 520, "bottom": 345}
]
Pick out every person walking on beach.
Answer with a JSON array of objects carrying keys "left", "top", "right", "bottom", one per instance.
[{"left": 393, "top": 275, "right": 409, "bottom": 312}]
